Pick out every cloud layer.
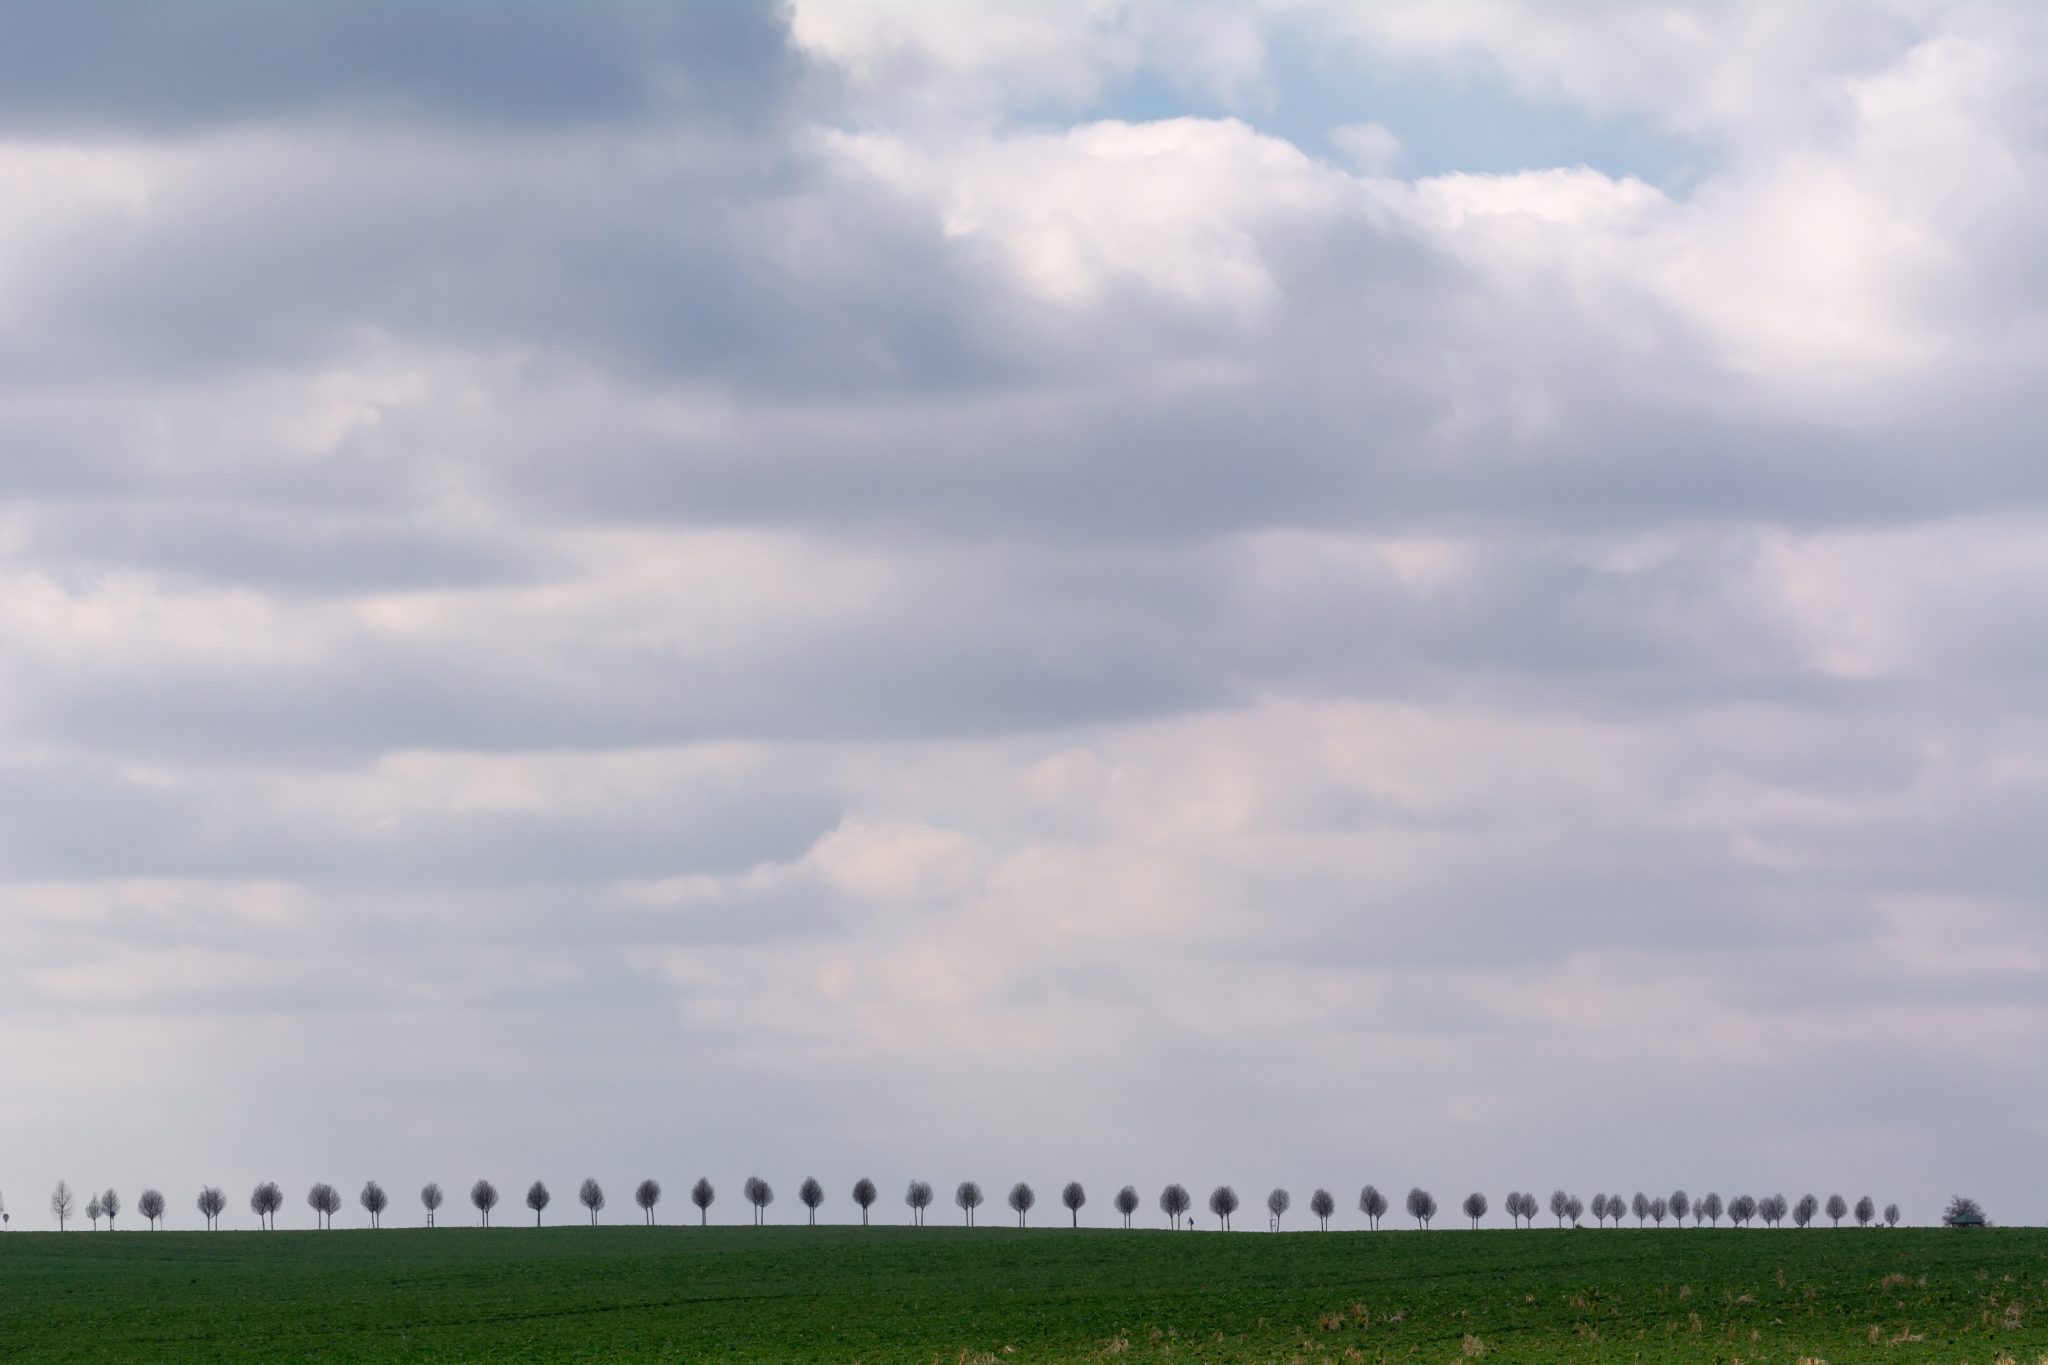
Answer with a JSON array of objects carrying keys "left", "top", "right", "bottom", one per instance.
[{"left": 2, "top": 0, "right": 2045, "bottom": 1229}]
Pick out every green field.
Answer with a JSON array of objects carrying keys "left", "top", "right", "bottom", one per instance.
[{"left": 3, "top": 1224, "right": 2044, "bottom": 1363}]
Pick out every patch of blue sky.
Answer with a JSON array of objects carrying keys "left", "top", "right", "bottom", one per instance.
[{"left": 1058, "top": 27, "right": 1709, "bottom": 189}]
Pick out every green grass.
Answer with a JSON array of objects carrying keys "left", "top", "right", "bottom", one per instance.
[{"left": 2, "top": 1224, "right": 2044, "bottom": 1363}]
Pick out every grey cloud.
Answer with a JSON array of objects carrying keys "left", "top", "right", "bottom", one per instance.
[{"left": 0, "top": 1, "right": 801, "bottom": 134}]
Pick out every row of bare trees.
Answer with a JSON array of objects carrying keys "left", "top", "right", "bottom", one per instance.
[{"left": 39, "top": 1176, "right": 1904, "bottom": 1233}]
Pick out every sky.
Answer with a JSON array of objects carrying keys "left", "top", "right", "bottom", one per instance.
[{"left": 2, "top": 0, "right": 2045, "bottom": 1232}]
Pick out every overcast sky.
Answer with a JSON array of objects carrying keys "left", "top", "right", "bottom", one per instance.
[{"left": 3, "top": 0, "right": 2045, "bottom": 1232}]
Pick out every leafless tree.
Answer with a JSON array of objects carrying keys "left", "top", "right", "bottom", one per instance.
[
  {"left": 1462, "top": 1192, "right": 1487, "bottom": 1229},
  {"left": 527, "top": 1180, "right": 552, "bottom": 1227},
  {"left": 1824, "top": 1194, "right": 1847, "bottom": 1227},
  {"left": 1114, "top": 1185, "right": 1139, "bottom": 1228},
  {"left": 851, "top": 1178, "right": 876, "bottom": 1225},
  {"left": 905, "top": 1180, "right": 932, "bottom": 1226},
  {"left": 420, "top": 1182, "right": 444, "bottom": 1228},
  {"left": 1853, "top": 1195, "right": 1874, "bottom": 1228},
  {"left": 1631, "top": 1192, "right": 1649, "bottom": 1227},
  {"left": 1266, "top": 1188, "right": 1289, "bottom": 1229},
  {"left": 1760, "top": 1194, "right": 1787, "bottom": 1228},
  {"left": 1358, "top": 1185, "right": 1388, "bottom": 1231},
  {"left": 87, "top": 1193, "right": 103, "bottom": 1230},
  {"left": 1649, "top": 1196, "right": 1668, "bottom": 1226},
  {"left": 197, "top": 1186, "right": 226, "bottom": 1231},
  {"left": 1061, "top": 1181, "right": 1086, "bottom": 1228},
  {"left": 360, "top": 1181, "right": 388, "bottom": 1229},
  {"left": 1008, "top": 1182, "right": 1035, "bottom": 1227},
  {"left": 1309, "top": 1189, "right": 1335, "bottom": 1231},
  {"left": 1608, "top": 1193, "right": 1624, "bottom": 1226},
  {"left": 1699, "top": 1192, "right": 1722, "bottom": 1226},
  {"left": 744, "top": 1177, "right": 774, "bottom": 1226},
  {"left": 1589, "top": 1193, "right": 1608, "bottom": 1227},
  {"left": 954, "top": 1180, "right": 983, "bottom": 1227},
  {"left": 1729, "top": 1194, "right": 1756, "bottom": 1227},
  {"left": 1405, "top": 1187, "right": 1435, "bottom": 1230},
  {"left": 1883, "top": 1203, "right": 1899, "bottom": 1227},
  {"left": 693, "top": 1178, "right": 716, "bottom": 1226},
  {"left": 799, "top": 1177, "right": 825, "bottom": 1225},
  {"left": 470, "top": 1179, "right": 499, "bottom": 1228},
  {"left": 1669, "top": 1190, "right": 1690, "bottom": 1224},
  {"left": 636, "top": 1179, "right": 662, "bottom": 1226},
  {"left": 100, "top": 1189, "right": 121, "bottom": 1230},
  {"left": 1565, "top": 1195, "right": 1584, "bottom": 1227},
  {"left": 578, "top": 1178, "right": 603, "bottom": 1226},
  {"left": 138, "top": 1189, "right": 166, "bottom": 1230},
  {"left": 252, "top": 1182, "right": 283, "bottom": 1230},
  {"left": 1793, "top": 1194, "right": 1817, "bottom": 1228},
  {"left": 51, "top": 1182, "right": 75, "bottom": 1231},
  {"left": 1549, "top": 1190, "right": 1570, "bottom": 1228},
  {"left": 1159, "top": 1183, "right": 1191, "bottom": 1230},
  {"left": 1207, "top": 1186, "right": 1238, "bottom": 1231},
  {"left": 307, "top": 1183, "right": 341, "bottom": 1229}
]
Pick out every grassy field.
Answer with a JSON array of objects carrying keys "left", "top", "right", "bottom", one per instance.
[{"left": 2, "top": 1223, "right": 2044, "bottom": 1363}]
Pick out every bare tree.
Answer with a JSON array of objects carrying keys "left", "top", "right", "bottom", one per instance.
[
  {"left": 1358, "top": 1185, "right": 1388, "bottom": 1231},
  {"left": 1206, "top": 1185, "right": 1238, "bottom": 1231},
  {"left": 420, "top": 1182, "right": 444, "bottom": 1228},
  {"left": 1266, "top": 1188, "right": 1289, "bottom": 1230},
  {"left": 87, "top": 1194, "right": 102, "bottom": 1231},
  {"left": 1793, "top": 1194, "right": 1818, "bottom": 1229},
  {"left": 799, "top": 1177, "right": 825, "bottom": 1225},
  {"left": 1565, "top": 1195, "right": 1584, "bottom": 1227},
  {"left": 307, "top": 1183, "right": 340, "bottom": 1229},
  {"left": 197, "top": 1186, "right": 226, "bottom": 1231},
  {"left": 954, "top": 1180, "right": 983, "bottom": 1227},
  {"left": 578, "top": 1178, "right": 603, "bottom": 1226},
  {"left": 1008, "top": 1182, "right": 1035, "bottom": 1228},
  {"left": 51, "top": 1182, "right": 75, "bottom": 1231},
  {"left": 470, "top": 1179, "right": 499, "bottom": 1228},
  {"left": 1405, "top": 1187, "right": 1435, "bottom": 1231},
  {"left": 100, "top": 1189, "right": 121, "bottom": 1230},
  {"left": 1462, "top": 1192, "right": 1487, "bottom": 1229},
  {"left": 1824, "top": 1194, "right": 1847, "bottom": 1227},
  {"left": 1760, "top": 1194, "right": 1787, "bottom": 1228},
  {"left": 1631, "top": 1192, "right": 1649, "bottom": 1227},
  {"left": 138, "top": 1189, "right": 166, "bottom": 1230},
  {"left": 1729, "top": 1194, "right": 1756, "bottom": 1227},
  {"left": 252, "top": 1182, "right": 283, "bottom": 1230},
  {"left": 1159, "top": 1183, "right": 1191, "bottom": 1230},
  {"left": 1589, "top": 1193, "right": 1609, "bottom": 1227},
  {"left": 636, "top": 1179, "right": 662, "bottom": 1226},
  {"left": 1669, "top": 1190, "right": 1690, "bottom": 1225},
  {"left": 744, "top": 1177, "right": 774, "bottom": 1226},
  {"left": 1114, "top": 1185, "right": 1139, "bottom": 1228},
  {"left": 1549, "top": 1190, "right": 1571, "bottom": 1228},
  {"left": 1608, "top": 1193, "right": 1624, "bottom": 1226},
  {"left": 1309, "top": 1188, "right": 1335, "bottom": 1231},
  {"left": 693, "top": 1178, "right": 716, "bottom": 1226},
  {"left": 360, "top": 1181, "right": 388, "bottom": 1229},
  {"left": 1061, "top": 1181, "right": 1086, "bottom": 1228},
  {"left": 905, "top": 1180, "right": 932, "bottom": 1226},
  {"left": 852, "top": 1178, "right": 877, "bottom": 1226},
  {"left": 1649, "top": 1196, "right": 1668, "bottom": 1226},
  {"left": 1853, "top": 1195, "right": 1874, "bottom": 1228},
  {"left": 528, "top": 1180, "right": 553, "bottom": 1227},
  {"left": 1883, "top": 1202, "right": 1900, "bottom": 1228},
  {"left": 1699, "top": 1192, "right": 1722, "bottom": 1227}
]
